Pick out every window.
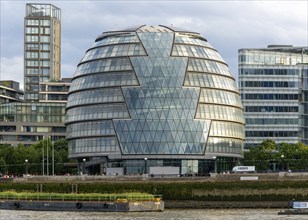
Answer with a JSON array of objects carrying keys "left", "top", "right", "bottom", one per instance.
[
  {"left": 40, "top": 20, "right": 50, "bottom": 26},
  {"left": 26, "top": 35, "right": 38, "bottom": 42},
  {"left": 40, "top": 36, "right": 50, "bottom": 43}
]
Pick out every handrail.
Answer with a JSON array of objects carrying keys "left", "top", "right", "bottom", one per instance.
[{"left": 0, "top": 193, "right": 161, "bottom": 203}]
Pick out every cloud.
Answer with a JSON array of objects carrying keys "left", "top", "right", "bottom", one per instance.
[
  {"left": 0, "top": 0, "right": 307, "bottom": 83},
  {"left": 0, "top": 56, "right": 24, "bottom": 89}
]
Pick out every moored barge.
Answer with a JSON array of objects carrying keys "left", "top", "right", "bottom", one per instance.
[{"left": 0, "top": 192, "right": 164, "bottom": 212}]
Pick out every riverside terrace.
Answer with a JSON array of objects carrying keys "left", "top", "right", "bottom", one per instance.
[
  {"left": 1, "top": 173, "right": 308, "bottom": 209},
  {"left": 3, "top": 172, "right": 308, "bottom": 183}
]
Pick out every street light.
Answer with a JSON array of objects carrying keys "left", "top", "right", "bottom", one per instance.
[
  {"left": 25, "top": 159, "right": 28, "bottom": 175},
  {"left": 281, "top": 155, "right": 285, "bottom": 171},
  {"left": 213, "top": 156, "right": 217, "bottom": 173},
  {"left": 144, "top": 158, "right": 148, "bottom": 174},
  {"left": 82, "top": 158, "right": 86, "bottom": 175}
]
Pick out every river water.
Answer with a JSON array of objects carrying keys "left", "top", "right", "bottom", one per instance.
[{"left": 0, "top": 209, "right": 306, "bottom": 220}]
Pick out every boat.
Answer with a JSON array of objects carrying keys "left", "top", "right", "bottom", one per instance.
[
  {"left": 0, "top": 192, "right": 164, "bottom": 212},
  {"left": 278, "top": 201, "right": 308, "bottom": 215}
]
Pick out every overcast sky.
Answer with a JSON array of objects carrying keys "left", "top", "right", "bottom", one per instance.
[{"left": 1, "top": 0, "right": 307, "bottom": 89}]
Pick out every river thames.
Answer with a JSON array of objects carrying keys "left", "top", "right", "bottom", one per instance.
[{"left": 0, "top": 209, "right": 306, "bottom": 220}]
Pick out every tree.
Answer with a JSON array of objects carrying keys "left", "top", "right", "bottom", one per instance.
[
  {"left": 243, "top": 140, "right": 308, "bottom": 172},
  {"left": 0, "top": 157, "right": 7, "bottom": 175}
]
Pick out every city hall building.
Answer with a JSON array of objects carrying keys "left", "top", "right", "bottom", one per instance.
[{"left": 66, "top": 25, "right": 244, "bottom": 175}]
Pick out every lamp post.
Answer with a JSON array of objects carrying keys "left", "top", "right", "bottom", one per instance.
[
  {"left": 82, "top": 158, "right": 86, "bottom": 175},
  {"left": 281, "top": 155, "right": 284, "bottom": 171},
  {"left": 144, "top": 158, "right": 147, "bottom": 174},
  {"left": 52, "top": 136, "right": 54, "bottom": 176},
  {"left": 213, "top": 156, "right": 217, "bottom": 173},
  {"left": 25, "top": 159, "right": 28, "bottom": 175}
]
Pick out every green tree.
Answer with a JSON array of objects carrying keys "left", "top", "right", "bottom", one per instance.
[
  {"left": 0, "top": 157, "right": 7, "bottom": 175},
  {"left": 244, "top": 140, "right": 308, "bottom": 172}
]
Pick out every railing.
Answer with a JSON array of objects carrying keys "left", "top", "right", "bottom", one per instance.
[{"left": 0, "top": 193, "right": 161, "bottom": 203}]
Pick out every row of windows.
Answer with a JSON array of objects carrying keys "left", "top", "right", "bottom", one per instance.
[
  {"left": 66, "top": 120, "right": 115, "bottom": 139},
  {"left": 40, "top": 85, "right": 69, "bottom": 92},
  {"left": 210, "top": 121, "right": 244, "bottom": 139},
  {"left": 69, "top": 72, "right": 138, "bottom": 92},
  {"left": 244, "top": 106, "right": 298, "bottom": 112},
  {"left": 116, "top": 130, "right": 207, "bottom": 148},
  {"left": 128, "top": 108, "right": 199, "bottom": 120},
  {"left": 196, "top": 104, "right": 244, "bottom": 123},
  {"left": 0, "top": 126, "right": 16, "bottom": 132},
  {"left": 245, "top": 118, "right": 298, "bottom": 125},
  {"left": 125, "top": 94, "right": 198, "bottom": 111},
  {"left": 26, "top": 27, "right": 50, "bottom": 34},
  {"left": 241, "top": 81, "right": 298, "bottom": 88},
  {"left": 26, "top": 60, "right": 50, "bottom": 67},
  {"left": 187, "top": 58, "right": 232, "bottom": 77},
  {"left": 68, "top": 137, "right": 120, "bottom": 154},
  {"left": 242, "top": 93, "right": 298, "bottom": 100},
  {"left": 206, "top": 137, "right": 242, "bottom": 154},
  {"left": 174, "top": 34, "right": 214, "bottom": 49},
  {"left": 26, "top": 85, "right": 38, "bottom": 92},
  {"left": 66, "top": 104, "right": 129, "bottom": 123},
  {"left": 0, "top": 135, "right": 65, "bottom": 142},
  {"left": 44, "top": 94, "right": 68, "bottom": 101},
  {"left": 0, "top": 115, "right": 65, "bottom": 123},
  {"left": 67, "top": 88, "right": 124, "bottom": 108},
  {"left": 0, "top": 103, "right": 65, "bottom": 114},
  {"left": 123, "top": 87, "right": 199, "bottom": 99},
  {"left": 26, "top": 35, "right": 50, "bottom": 43},
  {"left": 81, "top": 44, "right": 146, "bottom": 63},
  {"left": 172, "top": 45, "right": 224, "bottom": 63},
  {"left": 184, "top": 72, "right": 237, "bottom": 91},
  {"left": 25, "top": 19, "right": 50, "bottom": 26},
  {"left": 239, "top": 52, "right": 308, "bottom": 65},
  {"left": 120, "top": 142, "right": 205, "bottom": 154},
  {"left": 239, "top": 68, "right": 298, "bottom": 76},
  {"left": 26, "top": 68, "right": 50, "bottom": 76},
  {"left": 199, "top": 89, "right": 242, "bottom": 107},
  {"left": 26, "top": 51, "right": 50, "bottom": 59},
  {"left": 245, "top": 130, "right": 298, "bottom": 138},
  {"left": 114, "top": 119, "right": 209, "bottom": 134},
  {"left": 25, "top": 76, "right": 49, "bottom": 83},
  {"left": 26, "top": 43, "right": 50, "bottom": 51},
  {"left": 21, "top": 126, "right": 65, "bottom": 133},
  {"left": 93, "top": 33, "right": 139, "bottom": 47},
  {"left": 24, "top": 93, "right": 38, "bottom": 100},
  {"left": 74, "top": 58, "right": 132, "bottom": 77}
]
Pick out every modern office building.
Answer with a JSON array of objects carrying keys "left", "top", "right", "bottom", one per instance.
[
  {"left": 24, "top": 3, "right": 61, "bottom": 101},
  {"left": 66, "top": 25, "right": 245, "bottom": 175},
  {"left": 239, "top": 45, "right": 308, "bottom": 148}
]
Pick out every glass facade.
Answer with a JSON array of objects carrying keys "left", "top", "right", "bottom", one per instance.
[
  {"left": 0, "top": 102, "right": 66, "bottom": 145},
  {"left": 66, "top": 25, "right": 244, "bottom": 175},
  {"left": 239, "top": 45, "right": 308, "bottom": 148}
]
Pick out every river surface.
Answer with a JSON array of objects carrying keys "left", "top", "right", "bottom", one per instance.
[{"left": 0, "top": 209, "right": 306, "bottom": 220}]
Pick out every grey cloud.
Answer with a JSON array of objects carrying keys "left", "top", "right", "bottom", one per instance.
[{"left": 1, "top": 0, "right": 307, "bottom": 82}]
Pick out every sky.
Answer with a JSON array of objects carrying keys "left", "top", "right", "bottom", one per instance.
[{"left": 0, "top": 0, "right": 307, "bottom": 89}]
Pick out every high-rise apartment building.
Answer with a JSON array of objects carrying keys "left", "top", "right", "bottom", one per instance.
[
  {"left": 239, "top": 45, "right": 308, "bottom": 148},
  {"left": 24, "top": 3, "right": 61, "bottom": 101}
]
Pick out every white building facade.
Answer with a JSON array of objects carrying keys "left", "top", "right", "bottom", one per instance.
[{"left": 239, "top": 45, "right": 308, "bottom": 148}]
